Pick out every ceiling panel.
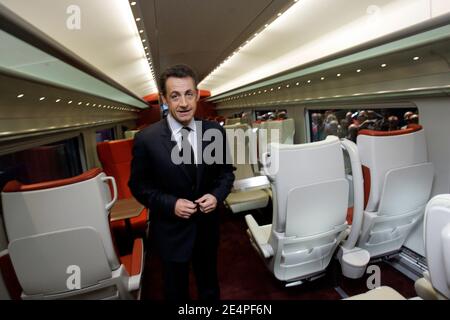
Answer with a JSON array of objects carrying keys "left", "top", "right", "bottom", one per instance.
[{"left": 140, "top": 0, "right": 292, "bottom": 83}]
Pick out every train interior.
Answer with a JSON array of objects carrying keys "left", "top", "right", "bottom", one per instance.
[{"left": 0, "top": 0, "right": 450, "bottom": 300}]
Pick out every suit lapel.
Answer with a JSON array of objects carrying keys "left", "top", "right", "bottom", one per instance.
[{"left": 161, "top": 118, "right": 194, "bottom": 184}]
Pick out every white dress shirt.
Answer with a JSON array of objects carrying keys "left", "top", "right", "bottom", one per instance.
[{"left": 167, "top": 113, "right": 198, "bottom": 164}]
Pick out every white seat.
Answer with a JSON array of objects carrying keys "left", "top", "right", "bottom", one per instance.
[
  {"left": 245, "top": 136, "right": 349, "bottom": 283},
  {"left": 266, "top": 119, "right": 295, "bottom": 145},
  {"left": 224, "top": 123, "right": 270, "bottom": 213},
  {"left": 225, "top": 118, "right": 241, "bottom": 125},
  {"left": 345, "top": 286, "right": 407, "bottom": 300},
  {"left": 355, "top": 126, "right": 434, "bottom": 258},
  {"left": 1, "top": 168, "right": 144, "bottom": 299},
  {"left": 414, "top": 194, "right": 450, "bottom": 300},
  {"left": 124, "top": 130, "right": 139, "bottom": 139},
  {"left": 346, "top": 194, "right": 450, "bottom": 300}
]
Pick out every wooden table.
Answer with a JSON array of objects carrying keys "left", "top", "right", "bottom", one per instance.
[{"left": 110, "top": 198, "right": 144, "bottom": 222}]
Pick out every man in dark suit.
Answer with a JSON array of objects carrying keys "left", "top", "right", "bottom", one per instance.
[{"left": 128, "top": 64, "right": 235, "bottom": 301}]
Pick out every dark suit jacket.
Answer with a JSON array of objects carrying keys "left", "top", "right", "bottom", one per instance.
[{"left": 128, "top": 118, "right": 235, "bottom": 262}]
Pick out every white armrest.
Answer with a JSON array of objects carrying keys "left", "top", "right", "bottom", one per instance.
[
  {"left": 233, "top": 176, "right": 270, "bottom": 192},
  {"left": 442, "top": 223, "right": 450, "bottom": 287},
  {"left": 245, "top": 214, "right": 274, "bottom": 258}
]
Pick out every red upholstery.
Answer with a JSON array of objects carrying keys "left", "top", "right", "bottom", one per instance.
[
  {"left": 3, "top": 168, "right": 103, "bottom": 193},
  {"left": 0, "top": 251, "right": 22, "bottom": 300},
  {"left": 97, "top": 140, "right": 134, "bottom": 200},
  {"left": 97, "top": 139, "right": 148, "bottom": 237},
  {"left": 120, "top": 239, "right": 143, "bottom": 276},
  {"left": 362, "top": 165, "right": 371, "bottom": 210},
  {"left": 346, "top": 207, "right": 354, "bottom": 225},
  {"left": 359, "top": 124, "right": 422, "bottom": 137}
]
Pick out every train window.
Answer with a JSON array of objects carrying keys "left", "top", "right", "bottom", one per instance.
[
  {"left": 0, "top": 137, "right": 83, "bottom": 188},
  {"left": 308, "top": 108, "right": 419, "bottom": 143},
  {"left": 255, "top": 109, "right": 288, "bottom": 121},
  {"left": 95, "top": 128, "right": 116, "bottom": 142}
]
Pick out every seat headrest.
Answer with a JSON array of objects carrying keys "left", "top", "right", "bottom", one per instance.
[
  {"left": 2, "top": 168, "right": 103, "bottom": 193},
  {"left": 359, "top": 124, "right": 422, "bottom": 137},
  {"left": 96, "top": 139, "right": 134, "bottom": 163}
]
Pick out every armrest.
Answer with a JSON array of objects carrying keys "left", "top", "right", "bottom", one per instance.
[
  {"left": 245, "top": 214, "right": 274, "bottom": 258},
  {"left": 233, "top": 175, "right": 270, "bottom": 192}
]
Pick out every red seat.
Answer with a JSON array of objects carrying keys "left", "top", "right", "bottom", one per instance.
[{"left": 97, "top": 139, "right": 149, "bottom": 237}]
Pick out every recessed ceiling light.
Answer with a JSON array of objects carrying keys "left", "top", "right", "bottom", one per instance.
[
  {"left": 321, "top": 77, "right": 325, "bottom": 80},
  {"left": 307, "top": 80, "right": 311, "bottom": 83},
  {"left": 39, "top": 97, "right": 46, "bottom": 101},
  {"left": 381, "top": 63, "right": 387, "bottom": 68},
  {"left": 130, "top": 2, "right": 137, "bottom": 6},
  {"left": 296, "top": 82, "right": 300, "bottom": 86},
  {"left": 78, "top": 102, "right": 82, "bottom": 105},
  {"left": 68, "top": 101, "right": 73, "bottom": 104},
  {"left": 357, "top": 69, "right": 362, "bottom": 73},
  {"left": 135, "top": 18, "right": 141, "bottom": 22},
  {"left": 56, "top": 99, "right": 61, "bottom": 103},
  {"left": 277, "top": 13, "right": 282, "bottom": 17},
  {"left": 139, "top": 30, "right": 144, "bottom": 34},
  {"left": 17, "top": 94, "right": 24, "bottom": 98},
  {"left": 337, "top": 73, "right": 342, "bottom": 77},
  {"left": 142, "top": 39, "right": 146, "bottom": 43},
  {"left": 413, "top": 56, "right": 420, "bottom": 61}
]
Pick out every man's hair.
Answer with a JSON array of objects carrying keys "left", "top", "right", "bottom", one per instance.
[{"left": 159, "top": 64, "right": 198, "bottom": 97}]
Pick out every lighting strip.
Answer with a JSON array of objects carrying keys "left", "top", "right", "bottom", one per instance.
[
  {"left": 14, "top": 92, "right": 140, "bottom": 113},
  {"left": 215, "top": 55, "right": 424, "bottom": 104},
  {"left": 199, "top": 0, "right": 300, "bottom": 88},
  {"left": 128, "top": 0, "right": 157, "bottom": 93}
]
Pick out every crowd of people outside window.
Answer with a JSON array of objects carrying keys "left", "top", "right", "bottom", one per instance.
[{"left": 311, "top": 109, "right": 419, "bottom": 143}]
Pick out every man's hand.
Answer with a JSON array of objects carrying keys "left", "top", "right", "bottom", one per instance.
[
  {"left": 195, "top": 194, "right": 218, "bottom": 214},
  {"left": 174, "top": 199, "right": 197, "bottom": 219}
]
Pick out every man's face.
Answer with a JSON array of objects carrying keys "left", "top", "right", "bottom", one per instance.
[{"left": 162, "top": 77, "right": 199, "bottom": 126}]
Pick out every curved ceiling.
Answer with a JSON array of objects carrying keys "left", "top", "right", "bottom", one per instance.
[
  {"left": 1, "top": 0, "right": 449, "bottom": 100},
  {"left": 0, "top": 0, "right": 157, "bottom": 98}
]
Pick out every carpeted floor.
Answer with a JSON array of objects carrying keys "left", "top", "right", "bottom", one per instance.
[{"left": 140, "top": 206, "right": 416, "bottom": 300}]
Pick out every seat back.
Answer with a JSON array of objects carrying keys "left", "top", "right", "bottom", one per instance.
[
  {"left": 8, "top": 227, "right": 121, "bottom": 299},
  {"left": 281, "top": 118, "right": 295, "bottom": 144},
  {"left": 262, "top": 136, "right": 349, "bottom": 281},
  {"left": 224, "top": 123, "right": 255, "bottom": 180},
  {"left": 124, "top": 130, "right": 139, "bottom": 139},
  {"left": 357, "top": 126, "right": 431, "bottom": 213},
  {"left": 265, "top": 119, "right": 295, "bottom": 145},
  {"left": 225, "top": 118, "right": 241, "bottom": 126},
  {"left": 268, "top": 136, "right": 348, "bottom": 233},
  {"left": 97, "top": 139, "right": 134, "bottom": 199},
  {"left": 1, "top": 169, "right": 119, "bottom": 271},
  {"left": 356, "top": 126, "right": 434, "bottom": 257},
  {"left": 423, "top": 195, "right": 450, "bottom": 299}
]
